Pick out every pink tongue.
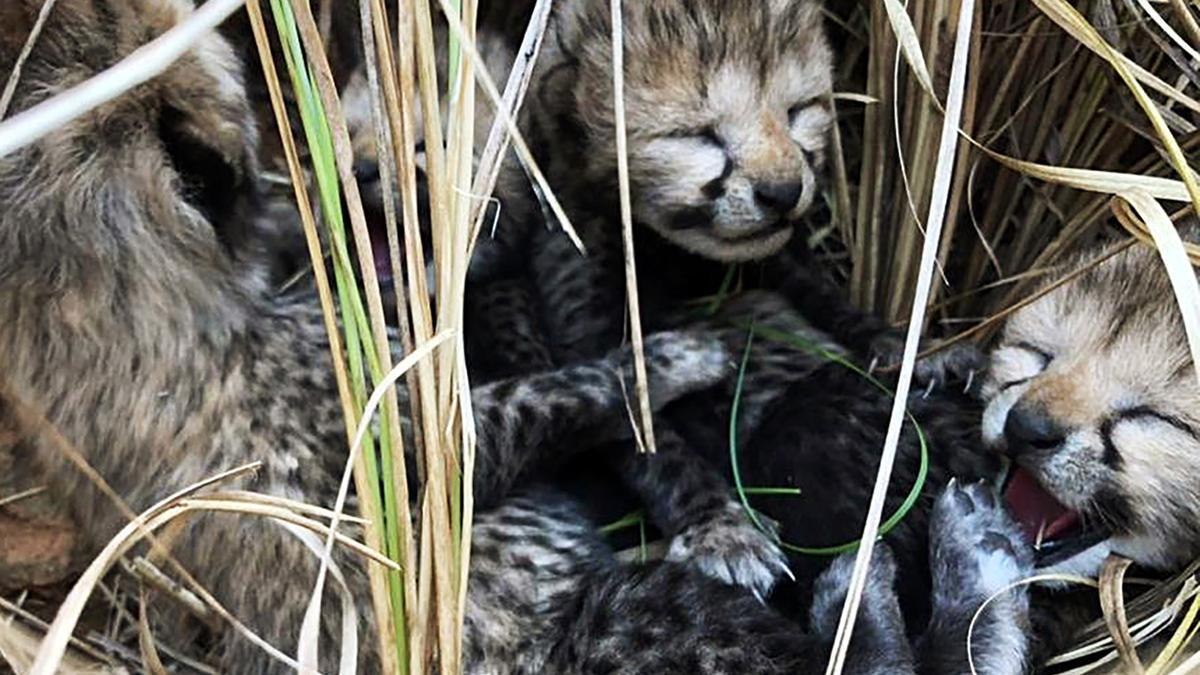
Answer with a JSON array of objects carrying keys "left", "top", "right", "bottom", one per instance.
[{"left": 1004, "top": 467, "right": 1079, "bottom": 543}]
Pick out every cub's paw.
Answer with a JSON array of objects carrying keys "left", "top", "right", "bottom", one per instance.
[
  {"left": 869, "top": 332, "right": 985, "bottom": 391},
  {"left": 665, "top": 501, "right": 788, "bottom": 600},
  {"left": 930, "top": 480, "right": 1033, "bottom": 604},
  {"left": 610, "top": 331, "right": 731, "bottom": 408},
  {"left": 922, "top": 482, "right": 1033, "bottom": 675}
]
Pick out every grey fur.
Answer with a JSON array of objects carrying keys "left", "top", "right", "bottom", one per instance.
[{"left": 918, "top": 481, "right": 1033, "bottom": 675}]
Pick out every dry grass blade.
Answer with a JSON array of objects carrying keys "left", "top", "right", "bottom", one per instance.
[
  {"left": 468, "top": 0, "right": 553, "bottom": 238},
  {"left": 910, "top": 239, "right": 1138, "bottom": 357},
  {"left": 217, "top": 491, "right": 370, "bottom": 525},
  {"left": 1121, "top": 192, "right": 1200, "bottom": 387},
  {"left": 0, "top": 595, "right": 116, "bottom": 670},
  {"left": 286, "top": 521, "right": 359, "bottom": 675},
  {"left": 434, "top": 0, "right": 584, "bottom": 254},
  {"left": 1168, "top": 0, "right": 1200, "bottom": 48},
  {"left": 1032, "top": 0, "right": 1200, "bottom": 115},
  {"left": 138, "top": 586, "right": 169, "bottom": 675},
  {"left": 29, "top": 463, "right": 273, "bottom": 675},
  {"left": 0, "top": 0, "right": 245, "bottom": 157},
  {"left": 881, "top": 0, "right": 934, "bottom": 97},
  {"left": 357, "top": 0, "right": 404, "bottom": 343},
  {"left": 0, "top": 486, "right": 46, "bottom": 508},
  {"left": 0, "top": 617, "right": 112, "bottom": 674},
  {"left": 182, "top": 497, "right": 400, "bottom": 569},
  {"left": 363, "top": 1, "right": 428, "bottom": 664},
  {"left": 967, "top": 574, "right": 1100, "bottom": 674},
  {"left": 1135, "top": 0, "right": 1200, "bottom": 63},
  {"left": 300, "top": 331, "right": 452, "bottom": 671},
  {"left": 980, "top": 155, "right": 1195, "bottom": 204},
  {"left": 827, "top": 1, "right": 976, "bottom": 672},
  {"left": 244, "top": 3, "right": 402, "bottom": 671},
  {"left": 402, "top": 1, "right": 447, "bottom": 668},
  {"left": 1145, "top": 581, "right": 1200, "bottom": 673},
  {"left": 609, "top": 0, "right": 656, "bottom": 454},
  {"left": 1099, "top": 555, "right": 1144, "bottom": 674},
  {"left": 1028, "top": 0, "right": 1200, "bottom": 225},
  {"left": 27, "top": 488, "right": 402, "bottom": 675},
  {"left": 125, "top": 557, "right": 215, "bottom": 627}
]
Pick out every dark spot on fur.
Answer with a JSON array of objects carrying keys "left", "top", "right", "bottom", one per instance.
[{"left": 701, "top": 158, "right": 733, "bottom": 200}]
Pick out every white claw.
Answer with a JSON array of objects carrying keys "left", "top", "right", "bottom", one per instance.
[
  {"left": 752, "top": 589, "right": 766, "bottom": 605},
  {"left": 777, "top": 560, "right": 796, "bottom": 582},
  {"left": 922, "top": 378, "right": 937, "bottom": 399},
  {"left": 963, "top": 368, "right": 976, "bottom": 394},
  {"left": 948, "top": 477, "right": 958, "bottom": 489},
  {"left": 868, "top": 356, "right": 880, "bottom": 375}
]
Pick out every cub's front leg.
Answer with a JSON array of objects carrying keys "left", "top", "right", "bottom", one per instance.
[{"left": 917, "top": 480, "right": 1033, "bottom": 675}]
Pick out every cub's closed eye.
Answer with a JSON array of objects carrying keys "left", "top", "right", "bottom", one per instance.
[
  {"left": 665, "top": 126, "right": 724, "bottom": 148},
  {"left": 1099, "top": 407, "right": 1198, "bottom": 468},
  {"left": 1012, "top": 341, "right": 1054, "bottom": 368},
  {"left": 997, "top": 342, "right": 1054, "bottom": 391},
  {"left": 1113, "top": 406, "right": 1198, "bottom": 439},
  {"left": 788, "top": 98, "right": 823, "bottom": 121}
]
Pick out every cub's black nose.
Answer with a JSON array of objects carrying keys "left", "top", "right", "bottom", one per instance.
[
  {"left": 753, "top": 181, "right": 803, "bottom": 214},
  {"left": 1004, "top": 404, "right": 1065, "bottom": 457}
]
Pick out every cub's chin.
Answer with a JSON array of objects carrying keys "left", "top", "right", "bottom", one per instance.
[{"left": 648, "top": 221, "right": 795, "bottom": 263}]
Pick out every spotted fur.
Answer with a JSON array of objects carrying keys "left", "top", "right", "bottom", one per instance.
[
  {"left": 524, "top": 0, "right": 834, "bottom": 263},
  {"left": 0, "top": 3, "right": 760, "bottom": 671},
  {"left": 0, "top": 3, "right": 939, "bottom": 673}
]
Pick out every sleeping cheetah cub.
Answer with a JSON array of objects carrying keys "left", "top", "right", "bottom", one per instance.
[
  {"left": 740, "top": 235, "right": 1200, "bottom": 672},
  {"left": 468, "top": 0, "right": 976, "bottom": 383},
  {"left": 525, "top": 0, "right": 833, "bottom": 262},
  {"left": 980, "top": 235, "right": 1200, "bottom": 665}
]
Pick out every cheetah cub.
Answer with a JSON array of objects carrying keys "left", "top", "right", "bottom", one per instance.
[
  {"left": 527, "top": 0, "right": 833, "bottom": 262},
  {"left": 979, "top": 234, "right": 1200, "bottom": 666}
]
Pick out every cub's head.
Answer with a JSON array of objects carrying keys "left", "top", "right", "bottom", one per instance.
[
  {"left": 980, "top": 240, "right": 1200, "bottom": 576},
  {"left": 0, "top": 0, "right": 269, "bottom": 302},
  {"left": 540, "top": 0, "right": 834, "bottom": 261}
]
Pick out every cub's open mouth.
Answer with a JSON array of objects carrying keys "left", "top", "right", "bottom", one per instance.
[{"left": 1003, "top": 466, "right": 1109, "bottom": 566}]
